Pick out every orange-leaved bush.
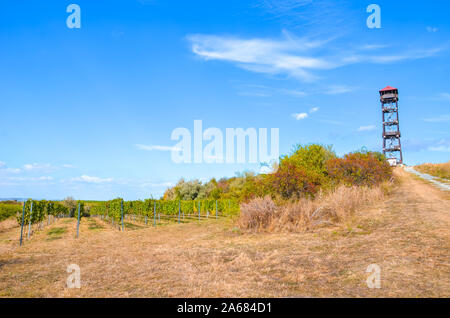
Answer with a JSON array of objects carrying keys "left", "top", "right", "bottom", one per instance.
[{"left": 326, "top": 151, "right": 392, "bottom": 186}]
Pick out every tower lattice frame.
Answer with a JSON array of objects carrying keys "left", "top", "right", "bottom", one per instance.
[{"left": 380, "top": 86, "right": 403, "bottom": 165}]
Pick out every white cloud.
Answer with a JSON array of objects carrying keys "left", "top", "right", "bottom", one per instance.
[
  {"left": 6, "top": 168, "right": 21, "bottom": 174},
  {"left": 424, "top": 114, "right": 450, "bottom": 123},
  {"left": 293, "top": 112, "right": 308, "bottom": 120},
  {"left": 427, "top": 26, "right": 438, "bottom": 33},
  {"left": 187, "top": 31, "right": 442, "bottom": 82},
  {"left": 140, "top": 181, "right": 175, "bottom": 188},
  {"left": 360, "top": 44, "right": 388, "bottom": 50},
  {"left": 23, "top": 163, "right": 58, "bottom": 173},
  {"left": 8, "top": 176, "right": 54, "bottom": 181},
  {"left": 135, "top": 144, "right": 181, "bottom": 151},
  {"left": 435, "top": 93, "right": 450, "bottom": 101},
  {"left": 188, "top": 32, "right": 334, "bottom": 82},
  {"left": 358, "top": 125, "right": 376, "bottom": 132},
  {"left": 238, "top": 91, "right": 271, "bottom": 97},
  {"left": 428, "top": 146, "right": 450, "bottom": 152},
  {"left": 309, "top": 107, "right": 319, "bottom": 113},
  {"left": 325, "top": 85, "right": 353, "bottom": 95},
  {"left": 71, "top": 175, "right": 114, "bottom": 184},
  {"left": 0, "top": 162, "right": 21, "bottom": 174},
  {"left": 281, "top": 89, "right": 307, "bottom": 97}
]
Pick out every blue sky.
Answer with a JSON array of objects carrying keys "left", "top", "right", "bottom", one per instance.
[{"left": 0, "top": 0, "right": 449, "bottom": 200}]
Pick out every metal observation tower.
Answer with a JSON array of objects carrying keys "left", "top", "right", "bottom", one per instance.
[{"left": 380, "top": 86, "right": 403, "bottom": 165}]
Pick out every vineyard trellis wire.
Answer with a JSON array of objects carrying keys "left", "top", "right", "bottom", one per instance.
[
  {"left": 90, "top": 198, "right": 240, "bottom": 230},
  {"left": 16, "top": 199, "right": 83, "bottom": 244},
  {"left": 15, "top": 198, "right": 240, "bottom": 244}
]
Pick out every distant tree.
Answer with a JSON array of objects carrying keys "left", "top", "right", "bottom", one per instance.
[{"left": 62, "top": 196, "right": 77, "bottom": 216}]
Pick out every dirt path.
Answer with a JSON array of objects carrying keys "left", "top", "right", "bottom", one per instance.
[{"left": 0, "top": 169, "right": 448, "bottom": 297}]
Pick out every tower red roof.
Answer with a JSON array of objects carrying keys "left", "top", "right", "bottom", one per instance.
[{"left": 380, "top": 85, "right": 397, "bottom": 92}]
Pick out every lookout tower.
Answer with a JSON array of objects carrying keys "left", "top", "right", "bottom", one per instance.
[{"left": 380, "top": 86, "right": 403, "bottom": 165}]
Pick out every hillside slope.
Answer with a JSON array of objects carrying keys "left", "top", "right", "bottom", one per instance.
[{"left": 0, "top": 168, "right": 448, "bottom": 297}]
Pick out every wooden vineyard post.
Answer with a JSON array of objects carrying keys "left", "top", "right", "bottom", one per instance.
[
  {"left": 153, "top": 202, "right": 156, "bottom": 227},
  {"left": 121, "top": 200, "right": 124, "bottom": 232},
  {"left": 215, "top": 200, "right": 218, "bottom": 219},
  {"left": 19, "top": 201, "right": 26, "bottom": 246},
  {"left": 76, "top": 203, "right": 81, "bottom": 238},
  {"left": 27, "top": 201, "right": 33, "bottom": 239},
  {"left": 198, "top": 201, "right": 201, "bottom": 221},
  {"left": 178, "top": 200, "right": 181, "bottom": 224}
]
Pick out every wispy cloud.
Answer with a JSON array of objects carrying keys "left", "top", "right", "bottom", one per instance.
[
  {"left": 404, "top": 138, "right": 450, "bottom": 153},
  {"left": 293, "top": 112, "right": 308, "bottom": 120},
  {"left": 428, "top": 146, "right": 450, "bottom": 152},
  {"left": 435, "top": 93, "right": 450, "bottom": 101},
  {"left": 0, "top": 161, "right": 21, "bottom": 174},
  {"left": 360, "top": 44, "right": 388, "bottom": 50},
  {"left": 187, "top": 31, "right": 442, "bottom": 82},
  {"left": 23, "top": 163, "right": 57, "bottom": 172},
  {"left": 423, "top": 114, "right": 450, "bottom": 123},
  {"left": 325, "top": 85, "right": 354, "bottom": 95},
  {"left": 280, "top": 89, "right": 307, "bottom": 97},
  {"left": 135, "top": 144, "right": 181, "bottom": 151},
  {"left": 254, "top": 0, "right": 354, "bottom": 35},
  {"left": 358, "top": 125, "right": 376, "bottom": 132},
  {"left": 428, "top": 138, "right": 450, "bottom": 152},
  {"left": 188, "top": 31, "right": 333, "bottom": 82},
  {"left": 8, "top": 176, "right": 54, "bottom": 181},
  {"left": 309, "top": 107, "right": 319, "bottom": 113},
  {"left": 140, "top": 181, "right": 174, "bottom": 188},
  {"left": 319, "top": 119, "right": 342, "bottom": 125},
  {"left": 71, "top": 175, "right": 114, "bottom": 184},
  {"left": 426, "top": 26, "right": 438, "bottom": 33},
  {"left": 22, "top": 162, "right": 74, "bottom": 173}
]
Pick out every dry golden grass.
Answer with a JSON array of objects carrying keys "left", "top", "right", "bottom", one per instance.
[
  {"left": 0, "top": 167, "right": 448, "bottom": 297},
  {"left": 0, "top": 218, "right": 19, "bottom": 233},
  {"left": 415, "top": 161, "right": 450, "bottom": 180},
  {"left": 239, "top": 183, "right": 389, "bottom": 232}
]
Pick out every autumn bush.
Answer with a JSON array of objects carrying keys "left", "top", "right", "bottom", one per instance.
[
  {"left": 161, "top": 144, "right": 393, "bottom": 209},
  {"left": 237, "top": 147, "right": 394, "bottom": 232},
  {"left": 263, "top": 144, "right": 335, "bottom": 200},
  {"left": 267, "top": 161, "right": 319, "bottom": 199},
  {"left": 326, "top": 151, "right": 392, "bottom": 187}
]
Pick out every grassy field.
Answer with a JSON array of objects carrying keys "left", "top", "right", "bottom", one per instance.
[
  {"left": 415, "top": 161, "right": 450, "bottom": 181},
  {"left": 0, "top": 168, "right": 448, "bottom": 297},
  {"left": 0, "top": 202, "right": 22, "bottom": 222}
]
